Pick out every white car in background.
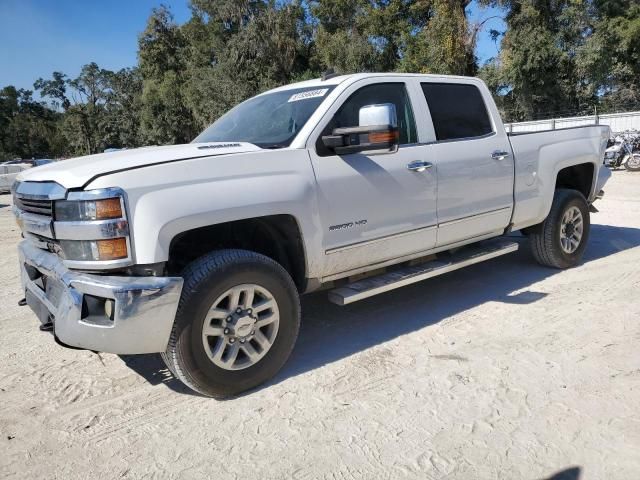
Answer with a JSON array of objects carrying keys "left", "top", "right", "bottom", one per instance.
[
  {"left": 0, "top": 159, "right": 56, "bottom": 193},
  {"left": 0, "top": 161, "right": 31, "bottom": 193}
]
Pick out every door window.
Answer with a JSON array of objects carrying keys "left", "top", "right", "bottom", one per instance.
[
  {"left": 317, "top": 83, "right": 417, "bottom": 156},
  {"left": 421, "top": 83, "right": 493, "bottom": 141}
]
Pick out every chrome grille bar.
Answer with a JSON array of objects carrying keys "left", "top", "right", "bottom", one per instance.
[{"left": 14, "top": 197, "right": 53, "bottom": 216}]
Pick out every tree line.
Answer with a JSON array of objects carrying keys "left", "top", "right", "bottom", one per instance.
[{"left": 1, "top": 0, "right": 638, "bottom": 161}]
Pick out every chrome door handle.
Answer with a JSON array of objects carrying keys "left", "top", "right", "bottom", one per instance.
[
  {"left": 407, "top": 161, "right": 433, "bottom": 172},
  {"left": 491, "top": 150, "right": 511, "bottom": 160}
]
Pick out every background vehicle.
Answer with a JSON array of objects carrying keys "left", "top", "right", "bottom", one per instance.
[
  {"left": 0, "top": 159, "right": 57, "bottom": 192},
  {"left": 12, "top": 73, "right": 611, "bottom": 397},
  {"left": 605, "top": 130, "right": 640, "bottom": 171},
  {"left": 31, "top": 159, "right": 55, "bottom": 167},
  {"left": 0, "top": 162, "right": 30, "bottom": 193}
]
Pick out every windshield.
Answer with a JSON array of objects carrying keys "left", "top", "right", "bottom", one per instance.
[{"left": 193, "top": 86, "right": 336, "bottom": 149}]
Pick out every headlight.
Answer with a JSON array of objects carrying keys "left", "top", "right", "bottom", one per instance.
[
  {"left": 52, "top": 188, "right": 131, "bottom": 267},
  {"left": 55, "top": 197, "right": 123, "bottom": 221}
]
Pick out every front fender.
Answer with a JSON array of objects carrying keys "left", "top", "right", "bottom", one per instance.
[{"left": 85, "top": 149, "right": 324, "bottom": 278}]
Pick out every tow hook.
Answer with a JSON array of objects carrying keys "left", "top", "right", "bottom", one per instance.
[
  {"left": 39, "top": 315, "right": 54, "bottom": 332},
  {"left": 18, "top": 298, "right": 27, "bottom": 306}
]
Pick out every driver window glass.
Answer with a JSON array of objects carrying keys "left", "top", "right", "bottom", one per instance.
[{"left": 316, "top": 83, "right": 417, "bottom": 156}]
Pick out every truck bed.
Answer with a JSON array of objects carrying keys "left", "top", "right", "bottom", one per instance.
[{"left": 507, "top": 125, "right": 610, "bottom": 230}]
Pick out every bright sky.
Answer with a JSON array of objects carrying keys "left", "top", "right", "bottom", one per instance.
[{"left": 0, "top": 0, "right": 505, "bottom": 92}]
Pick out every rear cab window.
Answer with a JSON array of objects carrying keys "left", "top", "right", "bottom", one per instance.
[{"left": 420, "top": 83, "right": 493, "bottom": 141}]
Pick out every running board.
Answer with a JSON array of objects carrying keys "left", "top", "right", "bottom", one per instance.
[{"left": 328, "top": 239, "right": 519, "bottom": 305}]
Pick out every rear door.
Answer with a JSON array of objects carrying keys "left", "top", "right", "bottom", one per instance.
[
  {"left": 308, "top": 79, "right": 438, "bottom": 278},
  {"left": 419, "top": 81, "right": 514, "bottom": 246}
]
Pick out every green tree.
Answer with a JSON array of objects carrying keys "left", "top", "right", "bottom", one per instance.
[
  {"left": 478, "top": 0, "right": 592, "bottom": 121},
  {"left": 138, "top": 5, "right": 197, "bottom": 144},
  {"left": 0, "top": 86, "right": 62, "bottom": 160},
  {"left": 35, "top": 63, "right": 143, "bottom": 155},
  {"left": 402, "top": 0, "right": 477, "bottom": 75},
  {"left": 181, "top": 1, "right": 313, "bottom": 129},
  {"left": 102, "top": 68, "right": 144, "bottom": 149},
  {"left": 578, "top": 0, "right": 640, "bottom": 110}
]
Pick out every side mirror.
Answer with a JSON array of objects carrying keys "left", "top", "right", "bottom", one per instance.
[{"left": 322, "top": 103, "right": 399, "bottom": 155}]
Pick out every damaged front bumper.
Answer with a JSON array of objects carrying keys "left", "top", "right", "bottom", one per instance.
[{"left": 18, "top": 241, "right": 183, "bottom": 354}]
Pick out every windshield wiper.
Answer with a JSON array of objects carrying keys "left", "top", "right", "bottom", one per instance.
[{"left": 261, "top": 143, "right": 288, "bottom": 149}]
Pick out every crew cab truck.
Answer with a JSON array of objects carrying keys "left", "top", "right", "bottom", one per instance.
[{"left": 13, "top": 73, "right": 611, "bottom": 398}]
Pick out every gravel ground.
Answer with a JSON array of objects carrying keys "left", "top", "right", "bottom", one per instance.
[{"left": 0, "top": 171, "right": 639, "bottom": 480}]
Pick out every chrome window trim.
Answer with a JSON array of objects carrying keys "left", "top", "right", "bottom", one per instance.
[
  {"left": 14, "top": 181, "right": 66, "bottom": 200},
  {"left": 54, "top": 218, "right": 130, "bottom": 240},
  {"left": 424, "top": 131, "right": 497, "bottom": 145}
]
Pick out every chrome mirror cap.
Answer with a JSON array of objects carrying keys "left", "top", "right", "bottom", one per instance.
[{"left": 359, "top": 103, "right": 397, "bottom": 128}]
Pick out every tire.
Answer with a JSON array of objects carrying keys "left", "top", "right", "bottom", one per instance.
[
  {"left": 624, "top": 154, "right": 640, "bottom": 171},
  {"left": 161, "top": 249, "right": 301, "bottom": 398},
  {"left": 528, "top": 189, "right": 590, "bottom": 269}
]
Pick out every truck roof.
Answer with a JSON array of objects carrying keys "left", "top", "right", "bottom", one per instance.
[{"left": 264, "top": 72, "right": 479, "bottom": 94}]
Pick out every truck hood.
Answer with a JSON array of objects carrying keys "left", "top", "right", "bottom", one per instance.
[{"left": 17, "top": 142, "right": 263, "bottom": 189}]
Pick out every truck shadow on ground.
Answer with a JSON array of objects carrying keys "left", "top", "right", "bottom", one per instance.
[
  {"left": 543, "top": 466, "right": 581, "bottom": 480},
  {"left": 120, "top": 223, "right": 640, "bottom": 396}
]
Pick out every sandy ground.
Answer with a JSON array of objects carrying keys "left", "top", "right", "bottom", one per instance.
[{"left": 0, "top": 171, "right": 639, "bottom": 480}]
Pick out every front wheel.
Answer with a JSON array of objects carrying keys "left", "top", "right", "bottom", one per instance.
[
  {"left": 624, "top": 154, "right": 640, "bottom": 171},
  {"left": 529, "top": 189, "right": 590, "bottom": 269},
  {"left": 162, "top": 249, "right": 301, "bottom": 398}
]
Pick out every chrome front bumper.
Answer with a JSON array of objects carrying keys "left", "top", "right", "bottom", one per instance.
[{"left": 18, "top": 241, "right": 183, "bottom": 354}]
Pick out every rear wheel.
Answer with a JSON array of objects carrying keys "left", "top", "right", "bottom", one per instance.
[
  {"left": 529, "top": 189, "right": 590, "bottom": 269},
  {"left": 162, "top": 249, "right": 300, "bottom": 398},
  {"left": 624, "top": 154, "right": 640, "bottom": 171}
]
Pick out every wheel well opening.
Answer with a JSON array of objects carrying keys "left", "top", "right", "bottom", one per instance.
[
  {"left": 168, "top": 215, "right": 306, "bottom": 291},
  {"left": 555, "top": 163, "right": 594, "bottom": 199}
]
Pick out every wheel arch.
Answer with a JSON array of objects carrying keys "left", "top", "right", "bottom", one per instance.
[
  {"left": 554, "top": 162, "right": 595, "bottom": 201},
  {"left": 167, "top": 214, "right": 308, "bottom": 292}
]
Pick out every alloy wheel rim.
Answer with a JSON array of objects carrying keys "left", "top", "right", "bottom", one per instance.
[
  {"left": 201, "top": 284, "right": 280, "bottom": 371},
  {"left": 560, "top": 206, "right": 584, "bottom": 254}
]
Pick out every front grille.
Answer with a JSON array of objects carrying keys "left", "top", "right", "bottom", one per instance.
[{"left": 14, "top": 197, "right": 53, "bottom": 217}]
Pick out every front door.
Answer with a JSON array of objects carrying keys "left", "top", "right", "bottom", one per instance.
[{"left": 308, "top": 81, "right": 437, "bottom": 278}]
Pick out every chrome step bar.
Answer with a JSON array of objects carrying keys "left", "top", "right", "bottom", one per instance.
[{"left": 328, "top": 239, "right": 519, "bottom": 305}]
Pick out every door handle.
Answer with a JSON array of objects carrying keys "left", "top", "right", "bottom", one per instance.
[
  {"left": 491, "top": 150, "right": 511, "bottom": 160},
  {"left": 407, "top": 161, "right": 433, "bottom": 172}
]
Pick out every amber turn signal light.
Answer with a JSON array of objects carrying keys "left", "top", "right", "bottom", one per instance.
[
  {"left": 368, "top": 130, "right": 399, "bottom": 144},
  {"left": 95, "top": 198, "right": 123, "bottom": 220},
  {"left": 97, "top": 238, "right": 128, "bottom": 260}
]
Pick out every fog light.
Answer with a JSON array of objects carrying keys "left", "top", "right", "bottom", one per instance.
[
  {"left": 104, "top": 299, "right": 115, "bottom": 320},
  {"left": 81, "top": 294, "right": 115, "bottom": 325}
]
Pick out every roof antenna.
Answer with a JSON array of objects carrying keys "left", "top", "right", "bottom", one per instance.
[{"left": 321, "top": 68, "right": 339, "bottom": 81}]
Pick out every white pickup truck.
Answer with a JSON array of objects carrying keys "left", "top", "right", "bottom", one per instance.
[{"left": 13, "top": 73, "right": 611, "bottom": 397}]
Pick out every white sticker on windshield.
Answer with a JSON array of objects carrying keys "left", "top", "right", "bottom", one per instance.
[{"left": 288, "top": 88, "right": 329, "bottom": 103}]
